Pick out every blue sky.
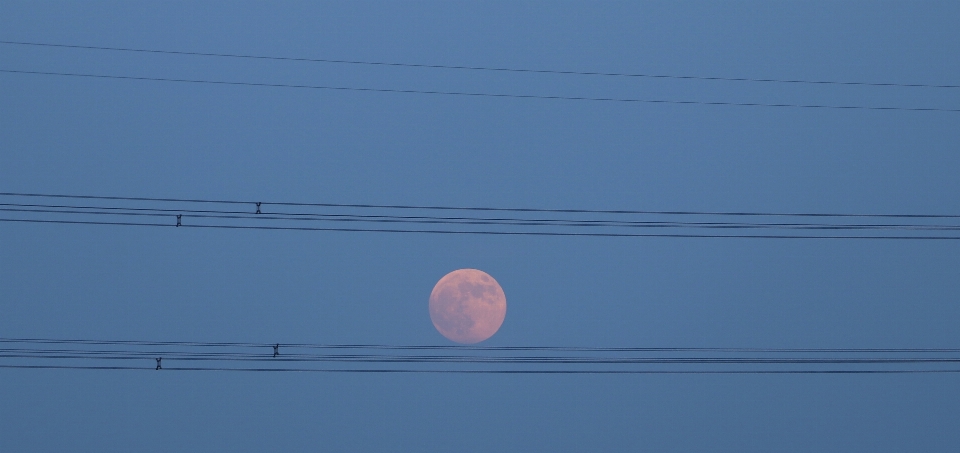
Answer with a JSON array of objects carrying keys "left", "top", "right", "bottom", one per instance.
[{"left": 2, "top": 2, "right": 959, "bottom": 451}]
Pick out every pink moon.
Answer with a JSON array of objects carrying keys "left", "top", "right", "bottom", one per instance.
[{"left": 429, "top": 269, "right": 507, "bottom": 344}]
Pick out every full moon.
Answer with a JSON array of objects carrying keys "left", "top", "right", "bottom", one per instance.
[{"left": 429, "top": 269, "right": 506, "bottom": 344}]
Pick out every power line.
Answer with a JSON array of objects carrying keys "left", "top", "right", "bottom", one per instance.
[
  {"left": 2, "top": 68, "right": 958, "bottom": 113},
  {"left": 3, "top": 193, "right": 959, "bottom": 239},
  {"left": 5, "top": 338, "right": 959, "bottom": 353},
  {"left": 3, "top": 192, "right": 958, "bottom": 220},
  {"left": 5, "top": 217, "right": 960, "bottom": 240},
  {"left": 4, "top": 364, "right": 957, "bottom": 374},
  {"left": 8, "top": 343, "right": 960, "bottom": 365},
  {"left": 4, "top": 338, "right": 959, "bottom": 374},
  {"left": 2, "top": 39, "right": 957, "bottom": 90},
  {"left": 5, "top": 351, "right": 959, "bottom": 365},
  {"left": 4, "top": 203, "right": 959, "bottom": 232}
]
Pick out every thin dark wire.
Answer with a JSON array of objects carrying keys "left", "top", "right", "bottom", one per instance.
[
  {"left": 2, "top": 40, "right": 957, "bottom": 90},
  {"left": 0, "top": 203, "right": 902, "bottom": 230},
  {"left": 2, "top": 202, "right": 901, "bottom": 228},
  {"left": 9, "top": 342, "right": 960, "bottom": 372},
  {"left": 5, "top": 351, "right": 960, "bottom": 365},
  {"left": 5, "top": 204, "right": 959, "bottom": 232},
  {"left": 4, "top": 217, "right": 960, "bottom": 240},
  {"left": 8, "top": 345, "right": 960, "bottom": 361},
  {"left": 2, "top": 69, "right": 958, "bottom": 113},
  {"left": 2, "top": 192, "right": 958, "bottom": 220},
  {"left": 2, "top": 364, "right": 959, "bottom": 374},
  {"left": 4, "top": 338, "right": 960, "bottom": 354}
]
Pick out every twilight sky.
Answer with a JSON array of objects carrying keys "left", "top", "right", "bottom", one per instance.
[{"left": 1, "top": 2, "right": 959, "bottom": 451}]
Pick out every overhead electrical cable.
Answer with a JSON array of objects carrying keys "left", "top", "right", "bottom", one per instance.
[
  {"left": 5, "top": 364, "right": 957, "bottom": 374},
  {"left": 5, "top": 217, "right": 960, "bottom": 240},
  {"left": 5, "top": 338, "right": 960, "bottom": 353},
  {"left": 4, "top": 350, "right": 960, "bottom": 365},
  {"left": 3, "top": 203, "right": 960, "bottom": 232},
  {"left": 1, "top": 68, "right": 957, "bottom": 113},
  {"left": 2, "top": 39, "right": 957, "bottom": 90},
  {"left": 3, "top": 338, "right": 959, "bottom": 374},
  {"left": 2, "top": 192, "right": 959, "bottom": 239},
  {"left": 3, "top": 192, "right": 958, "bottom": 220}
]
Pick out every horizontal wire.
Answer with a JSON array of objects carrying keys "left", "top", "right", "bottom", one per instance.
[
  {"left": 3, "top": 192, "right": 958, "bottom": 219},
  {"left": 2, "top": 68, "right": 958, "bottom": 113},
  {"left": 8, "top": 345, "right": 960, "bottom": 361},
  {"left": 5, "top": 217, "right": 960, "bottom": 239},
  {"left": 8, "top": 343, "right": 960, "bottom": 374},
  {"left": 7, "top": 342, "right": 960, "bottom": 372},
  {"left": 5, "top": 204, "right": 959, "bottom": 232},
  {"left": 3, "top": 364, "right": 959, "bottom": 374},
  {"left": 10, "top": 352, "right": 951, "bottom": 364},
  {"left": 5, "top": 338, "right": 960, "bottom": 354},
  {"left": 9, "top": 202, "right": 940, "bottom": 229},
  {"left": 5, "top": 352, "right": 960, "bottom": 365},
  {"left": 2, "top": 40, "right": 957, "bottom": 90}
]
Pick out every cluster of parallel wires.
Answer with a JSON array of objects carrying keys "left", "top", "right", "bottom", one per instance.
[
  {"left": 3, "top": 338, "right": 960, "bottom": 374},
  {"left": 1, "top": 40, "right": 959, "bottom": 113},
  {"left": 3, "top": 192, "right": 960, "bottom": 240}
]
